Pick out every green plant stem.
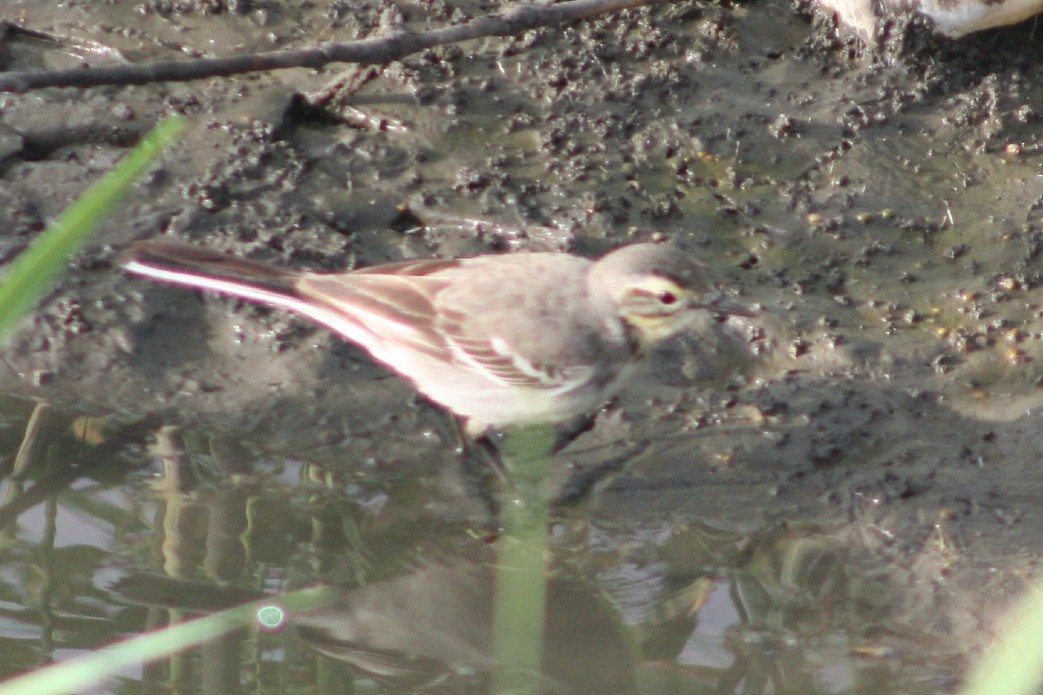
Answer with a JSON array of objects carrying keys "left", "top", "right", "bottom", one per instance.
[{"left": 492, "top": 424, "right": 554, "bottom": 694}]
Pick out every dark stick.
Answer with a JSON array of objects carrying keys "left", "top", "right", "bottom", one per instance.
[{"left": 0, "top": 0, "right": 661, "bottom": 94}]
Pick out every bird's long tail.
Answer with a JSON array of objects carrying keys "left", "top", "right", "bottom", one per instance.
[
  {"left": 123, "top": 240, "right": 304, "bottom": 307},
  {"left": 124, "top": 239, "right": 399, "bottom": 357}
]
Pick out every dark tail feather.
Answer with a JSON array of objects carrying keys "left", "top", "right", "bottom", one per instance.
[{"left": 124, "top": 240, "right": 300, "bottom": 297}]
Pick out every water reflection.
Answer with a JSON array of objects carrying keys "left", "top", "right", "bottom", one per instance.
[{"left": 0, "top": 396, "right": 917, "bottom": 693}]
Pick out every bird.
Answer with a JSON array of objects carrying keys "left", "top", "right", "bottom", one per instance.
[{"left": 123, "top": 240, "right": 754, "bottom": 439}]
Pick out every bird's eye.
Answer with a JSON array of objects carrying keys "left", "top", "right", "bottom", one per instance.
[{"left": 657, "top": 291, "right": 678, "bottom": 305}]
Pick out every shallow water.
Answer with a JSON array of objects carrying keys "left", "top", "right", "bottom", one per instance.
[{"left": 0, "top": 394, "right": 951, "bottom": 693}]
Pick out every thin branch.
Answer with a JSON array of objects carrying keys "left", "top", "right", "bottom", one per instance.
[{"left": 0, "top": 0, "right": 660, "bottom": 94}]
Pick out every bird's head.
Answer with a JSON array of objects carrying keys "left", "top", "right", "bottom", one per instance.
[{"left": 589, "top": 243, "right": 755, "bottom": 348}]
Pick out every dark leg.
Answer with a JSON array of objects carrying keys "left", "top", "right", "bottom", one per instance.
[
  {"left": 408, "top": 396, "right": 503, "bottom": 535},
  {"left": 552, "top": 439, "right": 650, "bottom": 509},
  {"left": 416, "top": 393, "right": 633, "bottom": 522},
  {"left": 460, "top": 411, "right": 612, "bottom": 517},
  {"left": 551, "top": 412, "right": 599, "bottom": 454},
  {"left": 459, "top": 428, "right": 506, "bottom": 538}
]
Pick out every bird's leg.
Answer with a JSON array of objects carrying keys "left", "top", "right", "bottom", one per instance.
[
  {"left": 460, "top": 412, "right": 599, "bottom": 520},
  {"left": 408, "top": 396, "right": 503, "bottom": 533},
  {"left": 458, "top": 425, "right": 506, "bottom": 536},
  {"left": 551, "top": 412, "right": 599, "bottom": 454},
  {"left": 552, "top": 439, "right": 650, "bottom": 509},
  {"left": 423, "top": 398, "right": 612, "bottom": 528}
]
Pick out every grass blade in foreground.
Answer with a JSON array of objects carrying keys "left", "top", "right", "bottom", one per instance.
[
  {"left": 0, "top": 116, "right": 184, "bottom": 340},
  {"left": 960, "top": 577, "right": 1043, "bottom": 695},
  {"left": 0, "top": 587, "right": 334, "bottom": 695}
]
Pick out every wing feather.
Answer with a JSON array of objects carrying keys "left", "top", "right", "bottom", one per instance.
[
  {"left": 297, "top": 274, "right": 453, "bottom": 362},
  {"left": 437, "top": 308, "right": 581, "bottom": 390},
  {"left": 301, "top": 254, "right": 591, "bottom": 392}
]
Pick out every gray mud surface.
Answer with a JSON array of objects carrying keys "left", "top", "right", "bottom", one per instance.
[{"left": 1, "top": 0, "right": 1043, "bottom": 691}]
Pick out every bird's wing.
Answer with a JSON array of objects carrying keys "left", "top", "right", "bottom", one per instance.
[
  {"left": 348, "top": 257, "right": 462, "bottom": 277},
  {"left": 436, "top": 305, "right": 590, "bottom": 390},
  {"left": 296, "top": 273, "right": 455, "bottom": 363},
  {"left": 301, "top": 255, "right": 592, "bottom": 391}
]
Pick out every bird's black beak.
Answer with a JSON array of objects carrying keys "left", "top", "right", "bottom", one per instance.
[{"left": 694, "top": 297, "right": 758, "bottom": 318}]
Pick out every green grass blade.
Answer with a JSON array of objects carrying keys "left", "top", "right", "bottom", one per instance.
[
  {"left": 960, "top": 581, "right": 1043, "bottom": 695},
  {"left": 0, "top": 587, "right": 333, "bottom": 695},
  {"left": 0, "top": 116, "right": 184, "bottom": 340}
]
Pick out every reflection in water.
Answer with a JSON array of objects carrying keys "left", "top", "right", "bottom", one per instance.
[
  {"left": 293, "top": 551, "right": 637, "bottom": 693},
  {"left": 0, "top": 396, "right": 928, "bottom": 693}
]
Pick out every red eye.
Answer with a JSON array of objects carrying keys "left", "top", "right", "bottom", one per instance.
[{"left": 658, "top": 291, "right": 678, "bottom": 305}]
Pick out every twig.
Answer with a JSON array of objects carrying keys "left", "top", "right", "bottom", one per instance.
[
  {"left": 0, "top": 0, "right": 660, "bottom": 94},
  {"left": 0, "top": 19, "right": 129, "bottom": 63}
]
